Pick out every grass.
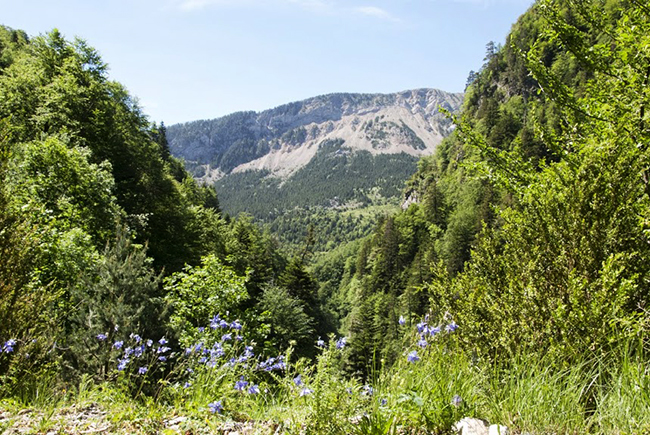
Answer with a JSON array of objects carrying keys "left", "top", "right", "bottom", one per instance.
[{"left": 1, "top": 329, "right": 648, "bottom": 434}]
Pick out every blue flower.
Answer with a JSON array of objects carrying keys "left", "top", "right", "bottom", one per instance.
[
  {"left": 130, "top": 333, "right": 142, "bottom": 343},
  {"left": 113, "top": 341, "right": 124, "bottom": 349},
  {"left": 117, "top": 358, "right": 129, "bottom": 371},
  {"left": 336, "top": 337, "right": 347, "bottom": 349},
  {"left": 184, "top": 382, "right": 192, "bottom": 388},
  {"left": 293, "top": 374, "right": 303, "bottom": 387},
  {"left": 407, "top": 350, "right": 420, "bottom": 363},
  {"left": 417, "top": 321, "right": 427, "bottom": 333},
  {"left": 159, "top": 337, "right": 168, "bottom": 345},
  {"left": 299, "top": 387, "right": 313, "bottom": 397},
  {"left": 235, "top": 335, "right": 243, "bottom": 341},
  {"left": 446, "top": 322, "right": 459, "bottom": 333},
  {"left": 158, "top": 356, "right": 167, "bottom": 362},
  {"left": 146, "top": 339, "right": 153, "bottom": 347},
  {"left": 221, "top": 333, "right": 232, "bottom": 341},
  {"left": 316, "top": 337, "right": 325, "bottom": 347},
  {"left": 234, "top": 376, "right": 248, "bottom": 391},
  {"left": 198, "top": 327, "right": 205, "bottom": 333},
  {"left": 210, "top": 315, "right": 221, "bottom": 330},
  {"left": 124, "top": 347, "right": 134, "bottom": 357},
  {"left": 417, "top": 338, "right": 428, "bottom": 348},
  {"left": 248, "top": 384, "right": 260, "bottom": 394},
  {"left": 230, "top": 320, "right": 242, "bottom": 330},
  {"left": 96, "top": 333, "right": 107, "bottom": 341},
  {"left": 452, "top": 394, "right": 462, "bottom": 407},
  {"left": 3, "top": 339, "right": 16, "bottom": 353},
  {"left": 157, "top": 346, "right": 171, "bottom": 354},
  {"left": 381, "top": 398, "right": 388, "bottom": 406},
  {"left": 427, "top": 326, "right": 441, "bottom": 336},
  {"left": 208, "top": 401, "right": 222, "bottom": 414},
  {"left": 138, "top": 366, "right": 148, "bottom": 375},
  {"left": 363, "top": 385, "right": 374, "bottom": 396},
  {"left": 398, "top": 315, "right": 406, "bottom": 326}
]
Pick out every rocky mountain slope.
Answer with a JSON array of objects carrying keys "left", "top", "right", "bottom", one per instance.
[{"left": 167, "top": 88, "right": 463, "bottom": 183}]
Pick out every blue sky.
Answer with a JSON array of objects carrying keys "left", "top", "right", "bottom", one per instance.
[{"left": 1, "top": 0, "right": 534, "bottom": 125}]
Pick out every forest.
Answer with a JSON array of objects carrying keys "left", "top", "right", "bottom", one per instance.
[{"left": 1, "top": 0, "right": 649, "bottom": 433}]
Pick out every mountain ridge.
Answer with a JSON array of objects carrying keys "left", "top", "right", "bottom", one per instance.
[{"left": 167, "top": 88, "right": 463, "bottom": 182}]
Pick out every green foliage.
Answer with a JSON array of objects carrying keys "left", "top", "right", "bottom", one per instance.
[{"left": 164, "top": 255, "right": 249, "bottom": 346}]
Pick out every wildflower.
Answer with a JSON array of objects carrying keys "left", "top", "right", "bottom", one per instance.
[
  {"left": 230, "top": 320, "right": 242, "bottom": 330},
  {"left": 316, "top": 337, "right": 325, "bottom": 347},
  {"left": 96, "top": 333, "right": 107, "bottom": 341},
  {"left": 117, "top": 358, "right": 129, "bottom": 371},
  {"left": 198, "top": 327, "right": 205, "bottom": 333},
  {"left": 184, "top": 382, "right": 192, "bottom": 388},
  {"left": 381, "top": 398, "right": 388, "bottom": 406},
  {"left": 124, "top": 347, "right": 134, "bottom": 357},
  {"left": 133, "top": 345, "right": 145, "bottom": 357},
  {"left": 221, "top": 333, "right": 232, "bottom": 341},
  {"left": 208, "top": 401, "right": 222, "bottom": 414},
  {"left": 3, "top": 339, "right": 16, "bottom": 353},
  {"left": 146, "top": 339, "right": 153, "bottom": 347},
  {"left": 299, "top": 387, "right": 313, "bottom": 397},
  {"left": 427, "top": 326, "right": 441, "bottom": 336},
  {"left": 235, "top": 335, "right": 243, "bottom": 341},
  {"left": 219, "top": 319, "right": 229, "bottom": 329},
  {"left": 363, "top": 385, "right": 374, "bottom": 396},
  {"left": 416, "top": 321, "right": 427, "bottom": 333},
  {"left": 407, "top": 350, "right": 420, "bottom": 363},
  {"left": 113, "top": 340, "right": 124, "bottom": 349},
  {"left": 248, "top": 384, "right": 260, "bottom": 394},
  {"left": 138, "top": 366, "right": 148, "bottom": 375},
  {"left": 199, "top": 356, "right": 208, "bottom": 363},
  {"left": 158, "top": 356, "right": 167, "bottom": 362},
  {"left": 234, "top": 376, "right": 249, "bottom": 391},
  {"left": 130, "top": 333, "right": 142, "bottom": 343},
  {"left": 346, "top": 388, "right": 353, "bottom": 395},
  {"left": 398, "top": 315, "right": 406, "bottom": 326},
  {"left": 336, "top": 337, "right": 347, "bottom": 349},
  {"left": 210, "top": 315, "right": 221, "bottom": 329},
  {"left": 157, "top": 346, "right": 171, "bottom": 354},
  {"left": 417, "top": 338, "right": 428, "bottom": 348},
  {"left": 159, "top": 337, "right": 168, "bottom": 345},
  {"left": 452, "top": 395, "right": 462, "bottom": 407},
  {"left": 293, "top": 374, "right": 303, "bottom": 387},
  {"left": 446, "top": 322, "right": 459, "bottom": 333}
]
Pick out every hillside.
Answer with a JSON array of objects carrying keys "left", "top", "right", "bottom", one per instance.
[{"left": 168, "top": 89, "right": 463, "bottom": 253}]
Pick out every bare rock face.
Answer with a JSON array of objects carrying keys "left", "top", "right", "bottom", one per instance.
[
  {"left": 167, "top": 89, "right": 463, "bottom": 182},
  {"left": 453, "top": 417, "right": 490, "bottom": 435}
]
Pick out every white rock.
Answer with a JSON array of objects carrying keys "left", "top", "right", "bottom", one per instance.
[
  {"left": 452, "top": 417, "right": 489, "bottom": 435},
  {"left": 489, "top": 424, "right": 509, "bottom": 435}
]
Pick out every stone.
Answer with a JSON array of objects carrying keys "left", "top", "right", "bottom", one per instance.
[
  {"left": 452, "top": 417, "right": 489, "bottom": 435},
  {"left": 489, "top": 424, "right": 509, "bottom": 435}
]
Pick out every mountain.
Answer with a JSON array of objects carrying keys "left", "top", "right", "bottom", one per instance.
[
  {"left": 167, "top": 89, "right": 463, "bottom": 182},
  {"left": 167, "top": 89, "right": 463, "bottom": 253}
]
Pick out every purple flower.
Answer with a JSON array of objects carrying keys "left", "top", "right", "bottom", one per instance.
[
  {"left": 230, "top": 320, "right": 242, "bottom": 330},
  {"left": 336, "top": 337, "right": 347, "bottom": 349},
  {"left": 159, "top": 337, "right": 168, "bottom": 345},
  {"left": 138, "top": 366, "right": 148, "bottom": 375},
  {"left": 381, "top": 398, "right": 388, "bottom": 406},
  {"left": 398, "top": 315, "right": 406, "bottom": 326},
  {"left": 221, "top": 333, "right": 232, "bottom": 341},
  {"left": 130, "top": 333, "right": 142, "bottom": 343},
  {"left": 248, "top": 384, "right": 260, "bottom": 394},
  {"left": 452, "top": 394, "right": 462, "bottom": 407},
  {"left": 158, "top": 356, "right": 167, "bottom": 362},
  {"left": 427, "top": 326, "right": 441, "bottom": 336},
  {"left": 293, "top": 374, "right": 303, "bottom": 387},
  {"left": 198, "top": 327, "right": 205, "bottom": 333},
  {"left": 417, "top": 321, "right": 427, "bottom": 333},
  {"left": 299, "top": 387, "right": 313, "bottom": 397},
  {"left": 234, "top": 376, "right": 249, "bottom": 391},
  {"left": 117, "top": 358, "right": 129, "bottom": 371},
  {"left": 96, "top": 333, "right": 107, "bottom": 341},
  {"left": 417, "top": 338, "right": 428, "bottom": 348},
  {"left": 184, "top": 382, "right": 192, "bottom": 388},
  {"left": 407, "top": 350, "right": 420, "bottom": 363},
  {"left": 446, "top": 322, "right": 459, "bottom": 333},
  {"left": 157, "top": 346, "right": 171, "bottom": 354},
  {"left": 113, "top": 341, "right": 124, "bottom": 349},
  {"left": 146, "top": 339, "right": 153, "bottom": 347},
  {"left": 3, "top": 339, "right": 16, "bottom": 353},
  {"left": 210, "top": 315, "right": 221, "bottom": 330},
  {"left": 208, "top": 401, "right": 222, "bottom": 414}
]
